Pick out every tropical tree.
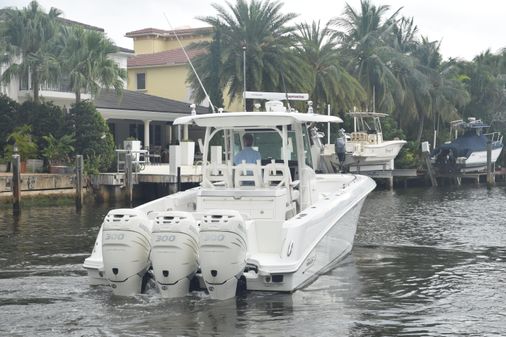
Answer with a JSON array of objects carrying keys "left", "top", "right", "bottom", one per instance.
[
  {"left": 59, "top": 26, "right": 126, "bottom": 103},
  {"left": 332, "top": 0, "right": 403, "bottom": 113},
  {"left": 1, "top": 1, "right": 62, "bottom": 103},
  {"left": 293, "top": 21, "right": 365, "bottom": 113},
  {"left": 41, "top": 133, "right": 75, "bottom": 166},
  {"left": 459, "top": 50, "right": 506, "bottom": 123},
  {"left": 69, "top": 101, "right": 115, "bottom": 173},
  {"left": 190, "top": 0, "right": 303, "bottom": 110},
  {"left": 387, "top": 18, "right": 432, "bottom": 139},
  {"left": 412, "top": 38, "right": 469, "bottom": 143},
  {"left": 0, "top": 94, "right": 20, "bottom": 157},
  {"left": 5, "top": 124, "right": 38, "bottom": 161},
  {"left": 187, "top": 25, "right": 225, "bottom": 112}
]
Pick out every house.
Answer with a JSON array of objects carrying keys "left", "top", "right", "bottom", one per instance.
[
  {"left": 95, "top": 89, "right": 207, "bottom": 150},
  {"left": 1, "top": 14, "right": 209, "bottom": 151},
  {"left": 125, "top": 26, "right": 242, "bottom": 110},
  {"left": 0, "top": 16, "right": 134, "bottom": 107}
]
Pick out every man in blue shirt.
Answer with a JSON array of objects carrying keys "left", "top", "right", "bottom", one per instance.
[{"left": 234, "top": 133, "right": 261, "bottom": 165}]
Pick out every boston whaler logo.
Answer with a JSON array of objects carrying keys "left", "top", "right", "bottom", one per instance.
[{"left": 302, "top": 252, "right": 317, "bottom": 273}]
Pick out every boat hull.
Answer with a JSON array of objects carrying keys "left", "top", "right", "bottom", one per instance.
[
  {"left": 245, "top": 197, "right": 366, "bottom": 292},
  {"left": 244, "top": 174, "right": 375, "bottom": 292},
  {"left": 432, "top": 145, "right": 503, "bottom": 173},
  {"left": 83, "top": 175, "right": 375, "bottom": 297},
  {"left": 345, "top": 140, "right": 406, "bottom": 170}
]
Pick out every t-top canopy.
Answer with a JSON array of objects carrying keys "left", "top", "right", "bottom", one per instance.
[
  {"left": 174, "top": 111, "right": 343, "bottom": 128},
  {"left": 348, "top": 112, "right": 388, "bottom": 118}
]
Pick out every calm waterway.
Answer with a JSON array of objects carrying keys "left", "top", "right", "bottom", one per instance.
[{"left": 1, "top": 185, "right": 505, "bottom": 337}]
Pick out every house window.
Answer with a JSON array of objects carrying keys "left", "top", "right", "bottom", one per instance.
[
  {"left": 136, "top": 73, "right": 146, "bottom": 90},
  {"left": 129, "top": 123, "right": 144, "bottom": 141},
  {"left": 150, "top": 124, "right": 162, "bottom": 146}
]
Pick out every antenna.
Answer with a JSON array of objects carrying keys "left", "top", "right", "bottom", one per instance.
[
  {"left": 281, "top": 73, "right": 292, "bottom": 111},
  {"left": 372, "top": 86, "right": 376, "bottom": 112},
  {"left": 163, "top": 13, "right": 216, "bottom": 113}
]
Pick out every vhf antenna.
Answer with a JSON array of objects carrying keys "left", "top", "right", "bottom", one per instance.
[{"left": 163, "top": 13, "right": 216, "bottom": 113}]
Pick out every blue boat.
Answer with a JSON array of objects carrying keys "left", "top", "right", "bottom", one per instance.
[{"left": 431, "top": 118, "right": 503, "bottom": 173}]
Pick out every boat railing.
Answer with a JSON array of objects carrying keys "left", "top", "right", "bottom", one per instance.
[
  {"left": 115, "top": 149, "right": 149, "bottom": 173},
  {"left": 484, "top": 132, "right": 503, "bottom": 144}
]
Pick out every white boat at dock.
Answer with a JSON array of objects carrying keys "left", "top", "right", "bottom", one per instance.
[
  {"left": 83, "top": 92, "right": 376, "bottom": 300},
  {"left": 323, "top": 111, "right": 406, "bottom": 172}
]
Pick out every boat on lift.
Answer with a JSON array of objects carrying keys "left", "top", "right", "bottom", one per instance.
[
  {"left": 431, "top": 118, "right": 503, "bottom": 173},
  {"left": 322, "top": 111, "right": 406, "bottom": 172},
  {"left": 83, "top": 92, "right": 376, "bottom": 300}
]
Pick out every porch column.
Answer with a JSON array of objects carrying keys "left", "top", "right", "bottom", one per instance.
[
  {"left": 143, "top": 120, "right": 151, "bottom": 149},
  {"left": 165, "top": 124, "right": 172, "bottom": 146},
  {"left": 183, "top": 125, "right": 189, "bottom": 141}
]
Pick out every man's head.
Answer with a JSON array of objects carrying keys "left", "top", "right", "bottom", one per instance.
[{"left": 243, "top": 133, "right": 254, "bottom": 147}]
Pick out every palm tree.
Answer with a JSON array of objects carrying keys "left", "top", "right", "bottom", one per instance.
[
  {"left": 187, "top": 24, "right": 225, "bottom": 111},
  {"left": 407, "top": 37, "right": 469, "bottom": 143},
  {"left": 461, "top": 50, "right": 505, "bottom": 121},
  {"left": 191, "top": 0, "right": 302, "bottom": 110},
  {"left": 1, "top": 1, "right": 62, "bottom": 103},
  {"left": 332, "top": 0, "right": 403, "bottom": 113},
  {"left": 387, "top": 17, "right": 432, "bottom": 138},
  {"left": 59, "top": 26, "right": 126, "bottom": 103},
  {"left": 293, "top": 21, "right": 365, "bottom": 113}
]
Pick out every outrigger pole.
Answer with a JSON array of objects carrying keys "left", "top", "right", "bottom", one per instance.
[{"left": 163, "top": 13, "right": 216, "bottom": 113}]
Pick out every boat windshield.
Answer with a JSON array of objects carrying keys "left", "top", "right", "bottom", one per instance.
[
  {"left": 232, "top": 129, "right": 297, "bottom": 162},
  {"left": 205, "top": 126, "right": 313, "bottom": 179}
]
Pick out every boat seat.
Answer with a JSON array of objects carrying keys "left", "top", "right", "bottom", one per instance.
[
  {"left": 202, "top": 162, "right": 233, "bottom": 188},
  {"left": 351, "top": 132, "right": 368, "bottom": 142},
  {"left": 263, "top": 161, "right": 299, "bottom": 203},
  {"left": 263, "top": 162, "right": 290, "bottom": 187},
  {"left": 234, "top": 161, "right": 262, "bottom": 188}
]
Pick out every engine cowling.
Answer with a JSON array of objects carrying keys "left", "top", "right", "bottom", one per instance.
[
  {"left": 199, "top": 210, "right": 247, "bottom": 300},
  {"left": 101, "top": 209, "right": 152, "bottom": 296},
  {"left": 150, "top": 211, "right": 199, "bottom": 298}
]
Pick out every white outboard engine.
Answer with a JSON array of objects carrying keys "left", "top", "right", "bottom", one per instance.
[
  {"left": 199, "top": 210, "right": 247, "bottom": 300},
  {"left": 101, "top": 209, "right": 152, "bottom": 296},
  {"left": 150, "top": 211, "right": 199, "bottom": 298}
]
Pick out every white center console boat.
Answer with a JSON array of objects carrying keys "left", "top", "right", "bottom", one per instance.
[{"left": 83, "top": 92, "right": 376, "bottom": 300}]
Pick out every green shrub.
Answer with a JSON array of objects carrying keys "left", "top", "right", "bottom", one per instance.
[
  {"left": 69, "top": 101, "right": 115, "bottom": 173},
  {"left": 0, "top": 94, "right": 20, "bottom": 157},
  {"left": 18, "top": 101, "right": 67, "bottom": 156},
  {"left": 5, "top": 125, "right": 38, "bottom": 160}
]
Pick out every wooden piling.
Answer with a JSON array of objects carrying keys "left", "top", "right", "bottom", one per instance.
[
  {"left": 75, "top": 155, "right": 84, "bottom": 210},
  {"left": 177, "top": 166, "right": 181, "bottom": 192},
  {"left": 486, "top": 141, "right": 494, "bottom": 188},
  {"left": 421, "top": 141, "right": 437, "bottom": 187},
  {"left": 424, "top": 152, "right": 438, "bottom": 187},
  {"left": 12, "top": 154, "right": 21, "bottom": 215},
  {"left": 125, "top": 151, "right": 133, "bottom": 203}
]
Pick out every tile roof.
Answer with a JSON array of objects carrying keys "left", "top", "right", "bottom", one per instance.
[
  {"left": 125, "top": 26, "right": 212, "bottom": 38},
  {"left": 94, "top": 89, "right": 208, "bottom": 114},
  {"left": 127, "top": 48, "right": 204, "bottom": 67}
]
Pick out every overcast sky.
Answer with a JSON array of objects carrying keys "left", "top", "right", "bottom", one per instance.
[{"left": 2, "top": 0, "right": 505, "bottom": 60}]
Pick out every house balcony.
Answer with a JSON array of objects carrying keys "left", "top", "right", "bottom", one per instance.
[{"left": 18, "top": 81, "right": 90, "bottom": 106}]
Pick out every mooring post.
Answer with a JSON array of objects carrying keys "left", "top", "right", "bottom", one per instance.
[
  {"left": 75, "top": 155, "right": 83, "bottom": 210},
  {"left": 12, "top": 154, "right": 21, "bottom": 215},
  {"left": 486, "top": 140, "right": 494, "bottom": 188},
  {"left": 177, "top": 166, "right": 181, "bottom": 192},
  {"left": 125, "top": 150, "right": 133, "bottom": 203},
  {"left": 421, "top": 141, "right": 437, "bottom": 187}
]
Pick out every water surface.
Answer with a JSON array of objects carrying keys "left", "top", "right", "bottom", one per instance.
[{"left": 1, "top": 186, "right": 505, "bottom": 336}]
